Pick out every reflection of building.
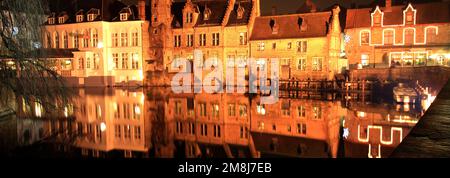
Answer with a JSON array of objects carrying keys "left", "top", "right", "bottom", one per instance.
[
  {"left": 250, "top": 97, "right": 345, "bottom": 158},
  {"left": 343, "top": 102, "right": 419, "bottom": 158},
  {"left": 345, "top": 0, "right": 450, "bottom": 69},
  {"left": 43, "top": 0, "right": 150, "bottom": 86}
]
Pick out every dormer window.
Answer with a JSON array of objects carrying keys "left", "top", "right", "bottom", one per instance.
[
  {"left": 237, "top": 4, "right": 245, "bottom": 19},
  {"left": 58, "top": 17, "right": 65, "bottom": 24},
  {"left": 76, "top": 15, "right": 83, "bottom": 22},
  {"left": 204, "top": 7, "right": 211, "bottom": 20},
  {"left": 406, "top": 12, "right": 413, "bottom": 24},
  {"left": 48, "top": 17, "right": 55, "bottom": 24},
  {"left": 404, "top": 4, "right": 416, "bottom": 25},
  {"left": 298, "top": 17, "right": 307, "bottom": 32},
  {"left": 186, "top": 12, "right": 193, "bottom": 23},
  {"left": 270, "top": 19, "right": 278, "bottom": 34},
  {"left": 87, "top": 14, "right": 95, "bottom": 21},
  {"left": 120, "top": 13, "right": 128, "bottom": 21},
  {"left": 371, "top": 6, "right": 383, "bottom": 27}
]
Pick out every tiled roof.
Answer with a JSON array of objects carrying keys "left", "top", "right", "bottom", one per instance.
[
  {"left": 45, "top": 0, "right": 146, "bottom": 24},
  {"left": 346, "top": 1, "right": 450, "bottom": 29},
  {"left": 226, "top": 0, "right": 253, "bottom": 26},
  {"left": 195, "top": 0, "right": 228, "bottom": 27},
  {"left": 250, "top": 12, "right": 332, "bottom": 41}
]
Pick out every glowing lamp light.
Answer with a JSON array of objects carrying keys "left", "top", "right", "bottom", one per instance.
[
  {"left": 134, "top": 106, "right": 141, "bottom": 115},
  {"left": 97, "top": 42, "right": 103, "bottom": 48},
  {"left": 343, "top": 128, "right": 349, "bottom": 139},
  {"left": 100, "top": 122, "right": 106, "bottom": 132}
]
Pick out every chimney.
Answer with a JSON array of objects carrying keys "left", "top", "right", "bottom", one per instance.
[
  {"left": 385, "top": 0, "right": 392, "bottom": 12},
  {"left": 306, "top": 0, "right": 317, "bottom": 13},
  {"left": 271, "top": 6, "right": 277, "bottom": 15},
  {"left": 138, "top": 0, "right": 146, "bottom": 20}
]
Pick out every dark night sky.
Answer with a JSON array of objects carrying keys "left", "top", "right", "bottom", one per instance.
[{"left": 259, "top": 0, "right": 373, "bottom": 15}]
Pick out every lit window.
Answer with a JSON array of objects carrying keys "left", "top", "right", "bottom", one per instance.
[
  {"left": 58, "top": 17, "right": 65, "bottom": 24},
  {"left": 313, "top": 106, "right": 322, "bottom": 119},
  {"left": 87, "top": 14, "right": 95, "bottom": 21},
  {"left": 113, "top": 53, "right": 119, "bottom": 69},
  {"left": 132, "top": 31, "right": 139, "bottom": 46},
  {"left": 187, "top": 34, "right": 193, "bottom": 47},
  {"left": 121, "top": 53, "right": 128, "bottom": 69},
  {"left": 92, "top": 29, "right": 98, "bottom": 47},
  {"left": 312, "top": 57, "right": 323, "bottom": 71},
  {"left": 112, "top": 33, "right": 119, "bottom": 47},
  {"left": 212, "top": 33, "right": 220, "bottom": 46},
  {"left": 186, "top": 12, "right": 193, "bottom": 23},
  {"left": 120, "top": 13, "right": 128, "bottom": 21},
  {"left": 48, "top": 17, "right": 55, "bottom": 24},
  {"left": 239, "top": 104, "right": 247, "bottom": 117},
  {"left": 174, "top": 35, "right": 181, "bottom": 47},
  {"left": 361, "top": 54, "right": 369, "bottom": 66},
  {"left": 54, "top": 32, "right": 59, "bottom": 48},
  {"left": 297, "top": 57, "right": 306, "bottom": 71},
  {"left": 384, "top": 30, "right": 394, "bottom": 45},
  {"left": 257, "top": 42, "right": 265, "bottom": 51},
  {"left": 121, "top": 32, "right": 128, "bottom": 47},
  {"left": 239, "top": 32, "right": 247, "bottom": 45},
  {"left": 76, "top": 15, "right": 83, "bottom": 22},
  {"left": 237, "top": 5, "right": 245, "bottom": 19},
  {"left": 360, "top": 31, "right": 370, "bottom": 45},
  {"left": 63, "top": 32, "right": 68, "bottom": 48},
  {"left": 199, "top": 34, "right": 206, "bottom": 46},
  {"left": 287, "top": 42, "right": 292, "bottom": 50},
  {"left": 298, "top": 106, "right": 306, "bottom": 117}
]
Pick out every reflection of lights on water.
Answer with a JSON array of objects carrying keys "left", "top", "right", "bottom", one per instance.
[
  {"left": 97, "top": 42, "right": 103, "bottom": 48},
  {"left": 34, "top": 102, "right": 42, "bottom": 118},
  {"left": 100, "top": 122, "right": 106, "bottom": 132},
  {"left": 403, "top": 104, "right": 410, "bottom": 112},
  {"left": 257, "top": 105, "right": 266, "bottom": 115},
  {"left": 134, "top": 106, "right": 141, "bottom": 115},
  {"left": 357, "top": 111, "right": 366, "bottom": 118},
  {"left": 343, "top": 128, "right": 349, "bottom": 139},
  {"left": 64, "top": 107, "right": 68, "bottom": 117}
]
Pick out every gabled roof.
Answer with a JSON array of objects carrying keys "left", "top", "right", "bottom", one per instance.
[
  {"left": 346, "top": 1, "right": 450, "bottom": 29},
  {"left": 195, "top": 0, "right": 228, "bottom": 27},
  {"left": 250, "top": 12, "right": 332, "bottom": 41}
]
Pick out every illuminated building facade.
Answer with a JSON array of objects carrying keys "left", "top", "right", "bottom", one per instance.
[
  {"left": 43, "top": 0, "right": 150, "bottom": 87},
  {"left": 345, "top": 0, "right": 450, "bottom": 69}
]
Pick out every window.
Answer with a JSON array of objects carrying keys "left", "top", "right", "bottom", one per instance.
[
  {"left": 81, "top": 30, "right": 89, "bottom": 48},
  {"left": 211, "top": 104, "right": 219, "bottom": 117},
  {"left": 312, "top": 57, "right": 323, "bottom": 71},
  {"left": 123, "top": 104, "right": 130, "bottom": 119},
  {"left": 113, "top": 53, "right": 119, "bottom": 69},
  {"left": 426, "top": 28, "right": 437, "bottom": 44},
  {"left": 124, "top": 125, "right": 131, "bottom": 138},
  {"left": 86, "top": 58, "right": 91, "bottom": 69},
  {"left": 73, "top": 31, "right": 79, "bottom": 48},
  {"left": 297, "top": 123, "right": 307, "bottom": 134},
  {"left": 114, "top": 103, "right": 120, "bottom": 118},
  {"left": 199, "top": 34, "right": 206, "bottom": 46},
  {"left": 63, "top": 32, "right": 68, "bottom": 48},
  {"left": 200, "top": 124, "right": 208, "bottom": 136},
  {"left": 240, "top": 126, "right": 248, "bottom": 139},
  {"left": 373, "top": 14, "right": 381, "bottom": 26},
  {"left": 272, "top": 43, "right": 277, "bottom": 49},
  {"left": 132, "top": 103, "right": 140, "bottom": 120},
  {"left": 121, "top": 32, "right": 128, "bottom": 47},
  {"left": 204, "top": 9, "right": 211, "bottom": 20},
  {"left": 46, "top": 33, "right": 52, "bottom": 48},
  {"left": 313, "top": 106, "right": 322, "bottom": 119},
  {"left": 175, "top": 101, "right": 182, "bottom": 115},
  {"left": 114, "top": 125, "right": 121, "bottom": 138},
  {"left": 404, "top": 29, "right": 414, "bottom": 45},
  {"left": 176, "top": 122, "right": 183, "bottom": 134},
  {"left": 120, "top": 13, "right": 128, "bottom": 21},
  {"left": 189, "top": 123, "right": 195, "bottom": 135},
  {"left": 87, "top": 14, "right": 95, "bottom": 21},
  {"left": 384, "top": 30, "right": 394, "bottom": 45},
  {"left": 132, "top": 31, "right": 139, "bottom": 46},
  {"left": 256, "top": 104, "right": 266, "bottom": 115},
  {"left": 297, "top": 41, "right": 307, "bottom": 52},
  {"left": 228, "top": 104, "right": 236, "bottom": 116},
  {"left": 297, "top": 57, "right": 306, "bottom": 71},
  {"left": 360, "top": 31, "right": 370, "bottom": 45},
  {"left": 112, "top": 33, "right": 119, "bottom": 47},
  {"left": 239, "top": 32, "right": 247, "bottom": 45},
  {"left": 406, "top": 12, "right": 414, "bottom": 24},
  {"left": 186, "top": 12, "right": 193, "bottom": 23},
  {"left": 257, "top": 42, "right": 265, "bottom": 51},
  {"left": 212, "top": 33, "right": 220, "bottom": 46},
  {"left": 213, "top": 125, "right": 221, "bottom": 138},
  {"left": 58, "top": 17, "right": 65, "bottom": 24},
  {"left": 298, "top": 106, "right": 306, "bottom": 117},
  {"left": 54, "top": 32, "right": 59, "bottom": 48},
  {"left": 78, "top": 58, "right": 84, "bottom": 69},
  {"left": 48, "top": 17, "right": 55, "bottom": 24},
  {"left": 122, "top": 53, "right": 128, "bottom": 69},
  {"left": 287, "top": 42, "right": 292, "bottom": 50},
  {"left": 281, "top": 58, "right": 290, "bottom": 66},
  {"left": 132, "top": 53, "right": 139, "bottom": 69},
  {"left": 92, "top": 29, "right": 98, "bottom": 47},
  {"left": 361, "top": 54, "right": 369, "bottom": 66},
  {"left": 239, "top": 104, "right": 247, "bottom": 117},
  {"left": 187, "top": 34, "right": 193, "bottom": 47},
  {"left": 237, "top": 5, "right": 245, "bottom": 19},
  {"left": 134, "top": 126, "right": 141, "bottom": 140},
  {"left": 174, "top": 35, "right": 181, "bottom": 47},
  {"left": 199, "top": 103, "right": 207, "bottom": 117},
  {"left": 282, "top": 101, "right": 290, "bottom": 116},
  {"left": 76, "top": 15, "right": 83, "bottom": 22},
  {"left": 93, "top": 54, "right": 99, "bottom": 69}
]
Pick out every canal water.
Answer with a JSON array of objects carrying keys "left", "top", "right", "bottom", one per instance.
[{"left": 0, "top": 81, "right": 445, "bottom": 158}]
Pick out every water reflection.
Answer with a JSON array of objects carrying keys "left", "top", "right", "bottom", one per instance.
[{"left": 0, "top": 87, "right": 436, "bottom": 158}]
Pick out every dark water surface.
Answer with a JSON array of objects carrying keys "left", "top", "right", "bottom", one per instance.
[{"left": 0, "top": 82, "right": 445, "bottom": 158}]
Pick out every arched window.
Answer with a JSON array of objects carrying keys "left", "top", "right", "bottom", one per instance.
[
  {"left": 63, "top": 31, "right": 68, "bottom": 48},
  {"left": 404, "top": 28, "right": 414, "bottom": 45},
  {"left": 54, "top": 32, "right": 60, "bottom": 48},
  {"left": 82, "top": 30, "right": 89, "bottom": 48},
  {"left": 73, "top": 30, "right": 79, "bottom": 48},
  {"left": 92, "top": 29, "right": 98, "bottom": 47}
]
